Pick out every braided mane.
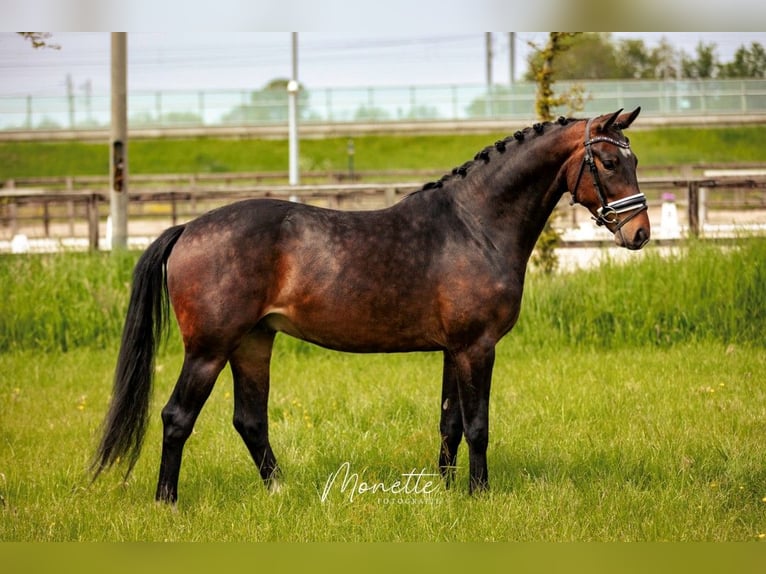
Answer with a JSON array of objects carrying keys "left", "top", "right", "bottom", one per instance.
[{"left": 418, "top": 116, "right": 579, "bottom": 193}]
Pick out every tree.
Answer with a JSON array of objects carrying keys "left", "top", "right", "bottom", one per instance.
[
  {"left": 223, "top": 79, "right": 311, "bottom": 125},
  {"left": 681, "top": 42, "right": 720, "bottom": 79},
  {"left": 17, "top": 32, "right": 60, "bottom": 50},
  {"left": 720, "top": 42, "right": 766, "bottom": 78},
  {"left": 524, "top": 34, "right": 684, "bottom": 82},
  {"left": 465, "top": 85, "right": 530, "bottom": 119},
  {"left": 401, "top": 104, "right": 441, "bottom": 120},
  {"left": 353, "top": 106, "right": 390, "bottom": 121},
  {"left": 530, "top": 32, "right": 584, "bottom": 121},
  {"left": 524, "top": 34, "right": 766, "bottom": 82},
  {"left": 525, "top": 34, "right": 627, "bottom": 81},
  {"left": 552, "top": 33, "right": 620, "bottom": 80},
  {"left": 613, "top": 36, "right": 682, "bottom": 81},
  {"left": 616, "top": 39, "right": 659, "bottom": 79},
  {"left": 530, "top": 32, "right": 584, "bottom": 275},
  {"left": 651, "top": 38, "right": 680, "bottom": 80}
]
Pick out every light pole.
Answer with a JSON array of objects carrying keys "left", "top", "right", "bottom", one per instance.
[{"left": 288, "top": 33, "right": 300, "bottom": 188}]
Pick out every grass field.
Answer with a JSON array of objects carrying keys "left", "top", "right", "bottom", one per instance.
[
  {"left": 1, "top": 341, "right": 764, "bottom": 541},
  {"left": 1, "top": 125, "right": 766, "bottom": 179},
  {"left": 1, "top": 240, "right": 765, "bottom": 541}
]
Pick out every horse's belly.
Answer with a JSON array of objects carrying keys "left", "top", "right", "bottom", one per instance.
[{"left": 260, "top": 310, "right": 442, "bottom": 353}]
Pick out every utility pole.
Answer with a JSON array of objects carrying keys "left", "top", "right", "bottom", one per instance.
[
  {"left": 509, "top": 32, "right": 515, "bottom": 84},
  {"left": 110, "top": 32, "right": 128, "bottom": 251},
  {"left": 485, "top": 32, "right": 493, "bottom": 117},
  {"left": 66, "top": 74, "right": 75, "bottom": 128},
  {"left": 485, "top": 32, "right": 493, "bottom": 86},
  {"left": 287, "top": 32, "right": 300, "bottom": 188}
]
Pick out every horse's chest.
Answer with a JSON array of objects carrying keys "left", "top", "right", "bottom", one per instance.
[{"left": 437, "top": 271, "right": 522, "bottom": 340}]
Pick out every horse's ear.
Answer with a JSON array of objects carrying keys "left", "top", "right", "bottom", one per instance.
[
  {"left": 601, "top": 108, "right": 623, "bottom": 132},
  {"left": 615, "top": 107, "right": 641, "bottom": 130}
]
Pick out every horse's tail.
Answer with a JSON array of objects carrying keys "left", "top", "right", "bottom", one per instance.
[{"left": 92, "top": 224, "right": 186, "bottom": 480}]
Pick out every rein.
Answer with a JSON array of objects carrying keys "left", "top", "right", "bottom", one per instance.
[{"left": 571, "top": 116, "right": 647, "bottom": 230}]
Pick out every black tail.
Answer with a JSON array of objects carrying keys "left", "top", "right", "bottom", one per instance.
[{"left": 92, "top": 225, "right": 186, "bottom": 479}]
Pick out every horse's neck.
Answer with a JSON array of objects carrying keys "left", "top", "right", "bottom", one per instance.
[{"left": 464, "top": 136, "right": 574, "bottom": 259}]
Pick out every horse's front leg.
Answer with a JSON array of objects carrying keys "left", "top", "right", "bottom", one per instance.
[
  {"left": 452, "top": 342, "right": 495, "bottom": 494},
  {"left": 438, "top": 352, "right": 463, "bottom": 487}
]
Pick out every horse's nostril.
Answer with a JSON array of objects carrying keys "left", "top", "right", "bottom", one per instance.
[{"left": 635, "top": 227, "right": 649, "bottom": 246}]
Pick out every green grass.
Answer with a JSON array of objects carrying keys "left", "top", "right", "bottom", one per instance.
[
  {"left": 1, "top": 126, "right": 765, "bottom": 179},
  {"left": 517, "top": 239, "right": 766, "bottom": 348},
  {"left": 1, "top": 240, "right": 766, "bottom": 540},
  {"left": 2, "top": 239, "right": 765, "bottom": 354},
  {"left": 1, "top": 342, "right": 765, "bottom": 541},
  {"left": 629, "top": 125, "right": 766, "bottom": 166},
  {"left": 0, "top": 251, "right": 137, "bottom": 353}
]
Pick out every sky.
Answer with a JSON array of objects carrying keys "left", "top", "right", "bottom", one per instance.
[{"left": 2, "top": 32, "right": 766, "bottom": 99}]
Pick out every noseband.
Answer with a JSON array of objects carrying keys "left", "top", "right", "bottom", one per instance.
[{"left": 570, "top": 116, "right": 647, "bottom": 230}]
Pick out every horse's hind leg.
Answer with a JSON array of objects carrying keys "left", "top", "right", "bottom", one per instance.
[
  {"left": 156, "top": 353, "right": 226, "bottom": 503},
  {"left": 229, "top": 328, "right": 281, "bottom": 490}
]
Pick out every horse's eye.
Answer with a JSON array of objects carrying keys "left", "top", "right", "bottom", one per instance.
[{"left": 602, "top": 159, "right": 616, "bottom": 171}]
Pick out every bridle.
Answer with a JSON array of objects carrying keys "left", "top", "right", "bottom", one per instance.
[{"left": 570, "top": 116, "right": 648, "bottom": 230}]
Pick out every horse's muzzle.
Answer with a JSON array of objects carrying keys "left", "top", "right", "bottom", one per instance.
[{"left": 615, "top": 224, "right": 650, "bottom": 250}]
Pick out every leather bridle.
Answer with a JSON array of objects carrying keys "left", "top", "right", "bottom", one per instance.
[{"left": 570, "top": 116, "right": 648, "bottom": 231}]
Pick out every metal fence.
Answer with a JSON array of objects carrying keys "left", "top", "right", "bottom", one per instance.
[{"left": 3, "top": 79, "right": 766, "bottom": 132}]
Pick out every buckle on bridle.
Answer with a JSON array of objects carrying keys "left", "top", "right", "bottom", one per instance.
[
  {"left": 594, "top": 205, "right": 618, "bottom": 226},
  {"left": 594, "top": 193, "right": 648, "bottom": 227}
]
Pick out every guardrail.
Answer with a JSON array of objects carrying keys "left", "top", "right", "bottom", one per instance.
[
  {"left": 2, "top": 174, "right": 765, "bottom": 252},
  {"left": 3, "top": 79, "right": 766, "bottom": 136}
]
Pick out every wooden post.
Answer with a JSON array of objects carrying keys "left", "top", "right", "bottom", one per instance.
[
  {"left": 43, "top": 201, "right": 50, "bottom": 236},
  {"left": 189, "top": 175, "right": 198, "bottom": 215},
  {"left": 9, "top": 201, "right": 18, "bottom": 236},
  {"left": 171, "top": 192, "right": 178, "bottom": 226},
  {"left": 66, "top": 177, "right": 75, "bottom": 235},
  {"left": 110, "top": 33, "right": 128, "bottom": 251},
  {"left": 385, "top": 187, "right": 396, "bottom": 207},
  {"left": 687, "top": 181, "right": 699, "bottom": 237},
  {"left": 67, "top": 201, "right": 75, "bottom": 236},
  {"left": 88, "top": 194, "right": 100, "bottom": 250}
]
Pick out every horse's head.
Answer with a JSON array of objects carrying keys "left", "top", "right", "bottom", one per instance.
[{"left": 567, "top": 107, "right": 650, "bottom": 250}]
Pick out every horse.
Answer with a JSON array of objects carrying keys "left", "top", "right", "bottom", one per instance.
[{"left": 92, "top": 108, "right": 650, "bottom": 503}]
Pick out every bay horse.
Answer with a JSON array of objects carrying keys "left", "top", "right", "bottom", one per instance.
[{"left": 93, "top": 108, "right": 650, "bottom": 503}]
